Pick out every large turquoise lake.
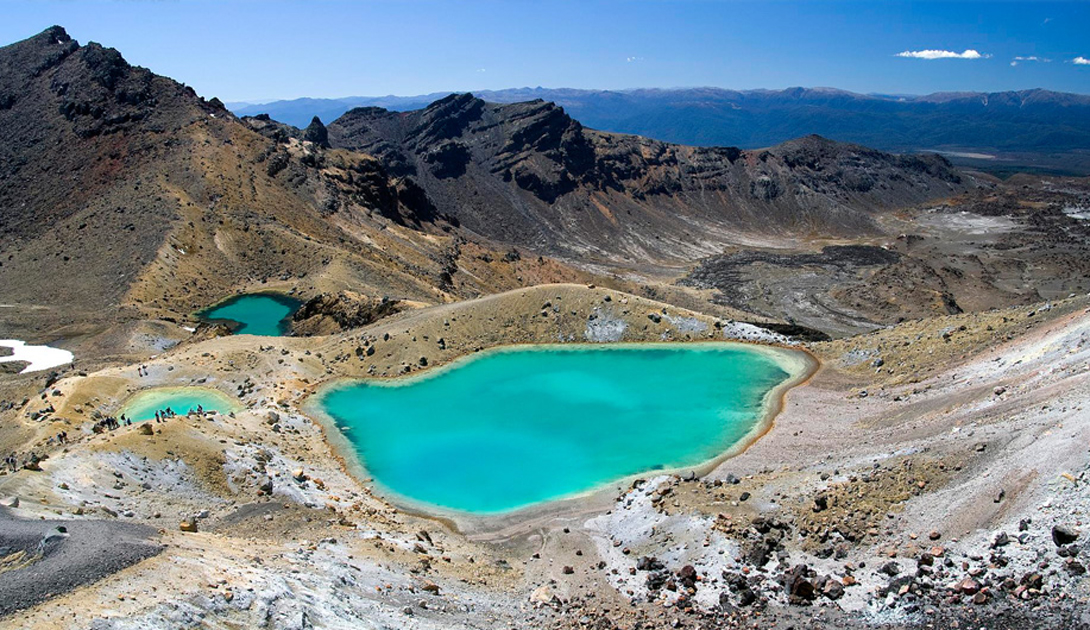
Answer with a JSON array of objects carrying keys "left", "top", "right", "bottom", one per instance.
[
  {"left": 316, "top": 344, "right": 809, "bottom": 514},
  {"left": 198, "top": 293, "right": 301, "bottom": 336}
]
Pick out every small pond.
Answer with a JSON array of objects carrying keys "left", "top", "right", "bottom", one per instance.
[
  {"left": 197, "top": 293, "right": 301, "bottom": 336},
  {"left": 120, "top": 387, "right": 240, "bottom": 422}
]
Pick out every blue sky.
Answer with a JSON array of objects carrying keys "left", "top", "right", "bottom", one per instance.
[{"left": 1, "top": 0, "right": 1088, "bottom": 101}]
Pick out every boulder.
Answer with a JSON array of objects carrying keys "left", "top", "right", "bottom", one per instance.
[
  {"left": 1052, "top": 524, "right": 1080, "bottom": 546},
  {"left": 677, "top": 564, "right": 698, "bottom": 588},
  {"left": 957, "top": 577, "right": 981, "bottom": 595},
  {"left": 784, "top": 565, "right": 817, "bottom": 604},
  {"left": 823, "top": 579, "right": 845, "bottom": 600},
  {"left": 179, "top": 519, "right": 198, "bottom": 532}
]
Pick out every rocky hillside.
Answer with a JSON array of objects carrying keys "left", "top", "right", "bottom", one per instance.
[
  {"left": 328, "top": 94, "right": 968, "bottom": 262},
  {"left": 0, "top": 27, "right": 589, "bottom": 355}
]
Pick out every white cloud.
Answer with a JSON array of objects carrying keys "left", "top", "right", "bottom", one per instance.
[
  {"left": 896, "top": 49, "right": 989, "bottom": 60},
  {"left": 476, "top": 68, "right": 486, "bottom": 73},
  {"left": 626, "top": 56, "right": 644, "bottom": 63},
  {"left": 1074, "top": 57, "right": 1090, "bottom": 65},
  {"left": 1011, "top": 56, "right": 1050, "bottom": 66}
]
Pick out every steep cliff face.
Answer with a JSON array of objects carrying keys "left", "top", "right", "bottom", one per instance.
[{"left": 328, "top": 94, "right": 968, "bottom": 262}]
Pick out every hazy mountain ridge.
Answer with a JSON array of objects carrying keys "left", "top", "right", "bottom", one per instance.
[{"left": 230, "top": 87, "right": 1090, "bottom": 167}]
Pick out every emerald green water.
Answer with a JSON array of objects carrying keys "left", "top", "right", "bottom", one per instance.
[
  {"left": 317, "top": 344, "right": 805, "bottom": 514},
  {"left": 121, "top": 387, "right": 240, "bottom": 422},
  {"left": 198, "top": 293, "right": 301, "bottom": 336}
]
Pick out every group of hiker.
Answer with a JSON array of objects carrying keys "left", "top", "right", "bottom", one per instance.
[
  {"left": 153, "top": 405, "right": 210, "bottom": 423},
  {"left": 4, "top": 451, "right": 40, "bottom": 473},
  {"left": 3, "top": 402, "right": 218, "bottom": 478},
  {"left": 94, "top": 414, "right": 131, "bottom": 433}
]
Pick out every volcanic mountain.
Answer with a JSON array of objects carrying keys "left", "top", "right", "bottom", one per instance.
[
  {"left": 0, "top": 26, "right": 546, "bottom": 358},
  {"left": 1, "top": 25, "right": 974, "bottom": 344},
  {"left": 325, "top": 93, "right": 967, "bottom": 263}
]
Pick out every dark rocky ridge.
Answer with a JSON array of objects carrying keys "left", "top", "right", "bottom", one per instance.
[
  {"left": 0, "top": 26, "right": 226, "bottom": 309},
  {"left": 328, "top": 93, "right": 968, "bottom": 262}
]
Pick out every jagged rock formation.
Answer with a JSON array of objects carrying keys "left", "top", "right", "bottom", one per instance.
[
  {"left": 290, "top": 291, "right": 401, "bottom": 336},
  {"left": 302, "top": 116, "right": 330, "bottom": 148},
  {"left": 328, "top": 93, "right": 968, "bottom": 261}
]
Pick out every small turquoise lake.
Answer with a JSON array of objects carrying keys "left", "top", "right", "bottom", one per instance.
[
  {"left": 198, "top": 293, "right": 301, "bottom": 336},
  {"left": 315, "top": 343, "right": 810, "bottom": 515},
  {"left": 121, "top": 387, "right": 240, "bottom": 421}
]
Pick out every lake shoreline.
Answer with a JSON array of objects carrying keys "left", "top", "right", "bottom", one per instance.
[{"left": 304, "top": 339, "right": 818, "bottom": 534}]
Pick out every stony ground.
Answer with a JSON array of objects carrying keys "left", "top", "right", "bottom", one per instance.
[{"left": 0, "top": 285, "right": 1087, "bottom": 629}]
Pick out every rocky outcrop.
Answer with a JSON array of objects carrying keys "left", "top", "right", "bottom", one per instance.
[
  {"left": 290, "top": 291, "right": 401, "bottom": 336},
  {"left": 303, "top": 116, "right": 330, "bottom": 148}
]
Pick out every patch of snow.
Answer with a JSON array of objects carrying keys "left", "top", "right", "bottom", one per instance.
[
  {"left": 0, "top": 339, "right": 73, "bottom": 373},
  {"left": 1063, "top": 206, "right": 1090, "bottom": 221}
]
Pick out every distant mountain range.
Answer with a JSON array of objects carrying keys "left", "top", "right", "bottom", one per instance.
[{"left": 229, "top": 87, "right": 1090, "bottom": 174}]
